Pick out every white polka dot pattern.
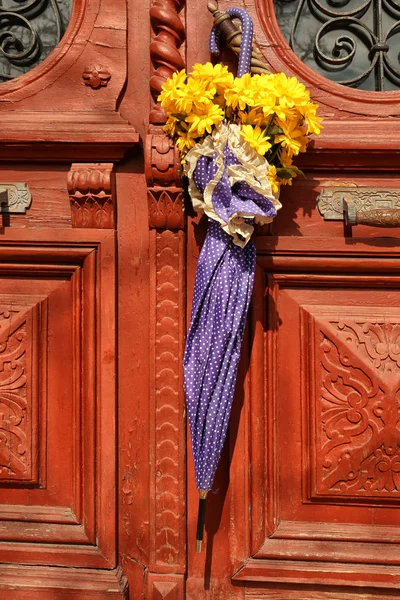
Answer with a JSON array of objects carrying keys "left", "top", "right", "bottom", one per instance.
[
  {"left": 209, "top": 8, "right": 254, "bottom": 77},
  {"left": 183, "top": 220, "right": 255, "bottom": 491}
]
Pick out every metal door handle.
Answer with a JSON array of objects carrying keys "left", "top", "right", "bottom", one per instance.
[
  {"left": 344, "top": 200, "right": 400, "bottom": 227},
  {"left": 317, "top": 186, "right": 400, "bottom": 227}
]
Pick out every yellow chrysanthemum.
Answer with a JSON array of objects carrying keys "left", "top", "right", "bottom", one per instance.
[
  {"left": 191, "top": 62, "right": 234, "bottom": 96},
  {"left": 252, "top": 73, "right": 275, "bottom": 92},
  {"left": 274, "top": 104, "right": 301, "bottom": 122},
  {"left": 253, "top": 90, "right": 277, "bottom": 118},
  {"left": 186, "top": 102, "right": 224, "bottom": 136},
  {"left": 174, "top": 76, "right": 215, "bottom": 114},
  {"left": 278, "top": 147, "right": 294, "bottom": 168},
  {"left": 158, "top": 69, "right": 187, "bottom": 111},
  {"left": 278, "top": 175, "right": 294, "bottom": 187},
  {"left": 267, "top": 165, "right": 280, "bottom": 195},
  {"left": 271, "top": 73, "right": 310, "bottom": 109},
  {"left": 274, "top": 118, "right": 309, "bottom": 156},
  {"left": 163, "top": 116, "right": 179, "bottom": 137},
  {"left": 158, "top": 63, "right": 321, "bottom": 163},
  {"left": 237, "top": 108, "right": 266, "bottom": 127},
  {"left": 299, "top": 102, "right": 323, "bottom": 135},
  {"left": 240, "top": 124, "right": 272, "bottom": 156},
  {"left": 175, "top": 130, "right": 197, "bottom": 155},
  {"left": 224, "top": 73, "right": 255, "bottom": 110}
]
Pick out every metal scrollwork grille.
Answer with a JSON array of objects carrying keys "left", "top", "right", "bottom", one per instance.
[
  {"left": 274, "top": 0, "right": 400, "bottom": 91},
  {"left": 0, "top": 0, "right": 72, "bottom": 83}
]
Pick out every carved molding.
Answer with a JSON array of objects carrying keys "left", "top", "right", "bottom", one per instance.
[
  {"left": 148, "top": 188, "right": 184, "bottom": 230},
  {"left": 149, "top": 0, "right": 186, "bottom": 125},
  {"left": 0, "top": 564, "right": 128, "bottom": 599},
  {"left": 67, "top": 163, "right": 115, "bottom": 229},
  {"left": 146, "top": 132, "right": 183, "bottom": 230},
  {"left": 145, "top": 133, "right": 181, "bottom": 189},
  {"left": 150, "top": 230, "right": 186, "bottom": 573},
  {"left": 147, "top": 573, "right": 185, "bottom": 600},
  {"left": 0, "top": 236, "right": 117, "bottom": 567},
  {"left": 148, "top": 0, "right": 186, "bottom": 587},
  {"left": 82, "top": 66, "right": 112, "bottom": 89}
]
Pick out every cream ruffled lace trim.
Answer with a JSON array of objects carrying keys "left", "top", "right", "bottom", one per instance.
[{"left": 185, "top": 122, "right": 281, "bottom": 248}]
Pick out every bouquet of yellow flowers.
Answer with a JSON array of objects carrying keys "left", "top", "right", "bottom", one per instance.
[{"left": 159, "top": 63, "right": 322, "bottom": 196}]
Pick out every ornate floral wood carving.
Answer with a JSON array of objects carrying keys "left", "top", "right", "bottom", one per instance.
[
  {"left": 146, "top": 134, "right": 181, "bottom": 189},
  {"left": 67, "top": 163, "right": 115, "bottom": 229},
  {"left": 306, "top": 307, "right": 400, "bottom": 501},
  {"left": 0, "top": 299, "right": 45, "bottom": 484},
  {"left": 148, "top": 188, "right": 184, "bottom": 230},
  {"left": 82, "top": 67, "right": 112, "bottom": 89},
  {"left": 146, "top": 133, "right": 183, "bottom": 230}
]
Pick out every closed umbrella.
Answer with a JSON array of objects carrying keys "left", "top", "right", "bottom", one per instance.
[{"left": 183, "top": 7, "right": 279, "bottom": 551}]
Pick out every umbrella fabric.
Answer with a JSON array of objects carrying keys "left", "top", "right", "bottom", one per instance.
[
  {"left": 183, "top": 125, "right": 278, "bottom": 492},
  {"left": 184, "top": 221, "right": 255, "bottom": 491}
]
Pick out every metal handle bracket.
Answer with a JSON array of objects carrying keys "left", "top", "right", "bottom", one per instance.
[
  {"left": 0, "top": 183, "right": 31, "bottom": 214},
  {"left": 317, "top": 187, "right": 400, "bottom": 227}
]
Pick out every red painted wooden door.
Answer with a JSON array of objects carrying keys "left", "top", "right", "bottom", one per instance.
[{"left": 4, "top": 0, "right": 400, "bottom": 598}]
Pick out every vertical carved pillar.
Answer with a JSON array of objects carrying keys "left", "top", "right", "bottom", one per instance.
[{"left": 146, "top": 1, "right": 187, "bottom": 599}]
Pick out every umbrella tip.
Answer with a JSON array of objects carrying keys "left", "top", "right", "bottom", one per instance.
[{"left": 196, "top": 491, "right": 208, "bottom": 553}]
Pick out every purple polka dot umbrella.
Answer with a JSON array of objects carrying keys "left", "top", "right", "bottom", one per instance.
[{"left": 183, "top": 8, "right": 280, "bottom": 551}]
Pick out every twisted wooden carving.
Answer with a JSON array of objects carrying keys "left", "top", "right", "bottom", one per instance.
[
  {"left": 207, "top": 1, "right": 270, "bottom": 75},
  {"left": 149, "top": 0, "right": 186, "bottom": 125}
]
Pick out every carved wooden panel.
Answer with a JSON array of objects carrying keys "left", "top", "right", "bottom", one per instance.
[
  {"left": 0, "top": 230, "right": 116, "bottom": 570},
  {"left": 0, "top": 297, "right": 46, "bottom": 485},
  {"left": 230, "top": 247, "right": 400, "bottom": 597},
  {"left": 305, "top": 307, "right": 400, "bottom": 502}
]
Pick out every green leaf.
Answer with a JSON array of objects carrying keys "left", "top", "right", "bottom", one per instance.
[
  {"left": 276, "top": 168, "right": 293, "bottom": 180},
  {"left": 268, "top": 125, "right": 284, "bottom": 135},
  {"left": 289, "top": 165, "right": 305, "bottom": 177},
  {"left": 171, "top": 113, "right": 187, "bottom": 121}
]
